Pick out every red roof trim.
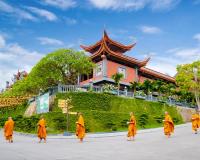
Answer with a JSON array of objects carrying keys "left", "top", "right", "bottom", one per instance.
[{"left": 139, "top": 67, "right": 175, "bottom": 83}]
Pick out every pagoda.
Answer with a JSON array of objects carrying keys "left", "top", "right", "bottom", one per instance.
[{"left": 80, "top": 30, "right": 175, "bottom": 87}]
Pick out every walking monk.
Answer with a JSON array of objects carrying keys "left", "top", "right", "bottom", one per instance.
[
  {"left": 37, "top": 116, "right": 47, "bottom": 143},
  {"left": 4, "top": 117, "right": 14, "bottom": 143},
  {"left": 163, "top": 111, "right": 174, "bottom": 138},
  {"left": 191, "top": 111, "right": 199, "bottom": 134},
  {"left": 76, "top": 113, "right": 85, "bottom": 142},
  {"left": 127, "top": 112, "right": 137, "bottom": 141}
]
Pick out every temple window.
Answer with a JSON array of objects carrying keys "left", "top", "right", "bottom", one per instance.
[
  {"left": 118, "top": 67, "right": 126, "bottom": 78},
  {"left": 95, "top": 63, "right": 103, "bottom": 76}
]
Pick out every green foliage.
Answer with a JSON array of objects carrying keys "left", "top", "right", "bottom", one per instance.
[
  {"left": 3, "top": 49, "right": 95, "bottom": 96},
  {"left": 130, "top": 81, "right": 141, "bottom": 93},
  {"left": 102, "top": 84, "right": 117, "bottom": 93},
  {"left": 140, "top": 80, "right": 153, "bottom": 95},
  {"left": 154, "top": 115, "right": 164, "bottom": 124},
  {"left": 56, "top": 92, "right": 113, "bottom": 111},
  {"left": 138, "top": 113, "right": 149, "bottom": 128},
  {"left": 0, "top": 92, "right": 183, "bottom": 133},
  {"left": 112, "top": 73, "right": 124, "bottom": 89},
  {"left": 176, "top": 60, "right": 200, "bottom": 108},
  {"left": 54, "top": 92, "right": 183, "bottom": 132}
]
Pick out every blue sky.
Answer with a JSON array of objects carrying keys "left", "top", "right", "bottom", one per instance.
[{"left": 0, "top": 0, "right": 200, "bottom": 89}]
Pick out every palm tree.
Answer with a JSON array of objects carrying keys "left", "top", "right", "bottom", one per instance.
[
  {"left": 141, "top": 80, "right": 153, "bottom": 95},
  {"left": 112, "top": 73, "right": 124, "bottom": 95},
  {"left": 130, "top": 81, "right": 141, "bottom": 93},
  {"left": 152, "top": 80, "right": 165, "bottom": 96}
]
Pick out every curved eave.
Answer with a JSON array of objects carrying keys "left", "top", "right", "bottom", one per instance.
[
  {"left": 139, "top": 67, "right": 175, "bottom": 83},
  {"left": 80, "top": 40, "right": 102, "bottom": 52},
  {"left": 103, "top": 31, "right": 136, "bottom": 51},
  {"left": 81, "top": 30, "right": 136, "bottom": 54},
  {"left": 90, "top": 41, "right": 148, "bottom": 67}
]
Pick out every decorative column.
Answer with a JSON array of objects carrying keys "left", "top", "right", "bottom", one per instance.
[
  {"left": 101, "top": 54, "right": 107, "bottom": 78},
  {"left": 135, "top": 66, "right": 139, "bottom": 82},
  {"left": 77, "top": 74, "right": 80, "bottom": 85}
]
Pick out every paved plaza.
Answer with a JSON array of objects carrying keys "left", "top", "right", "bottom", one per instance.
[{"left": 0, "top": 123, "right": 199, "bottom": 160}]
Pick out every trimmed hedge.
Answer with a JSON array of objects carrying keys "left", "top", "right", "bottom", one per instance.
[{"left": 0, "top": 92, "right": 183, "bottom": 133}]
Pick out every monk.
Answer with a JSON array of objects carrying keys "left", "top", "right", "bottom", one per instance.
[
  {"left": 76, "top": 113, "right": 85, "bottom": 142},
  {"left": 191, "top": 111, "right": 199, "bottom": 134},
  {"left": 37, "top": 116, "right": 47, "bottom": 143},
  {"left": 163, "top": 111, "right": 174, "bottom": 138},
  {"left": 127, "top": 112, "right": 137, "bottom": 141},
  {"left": 4, "top": 117, "right": 14, "bottom": 143},
  {"left": 199, "top": 111, "right": 200, "bottom": 129}
]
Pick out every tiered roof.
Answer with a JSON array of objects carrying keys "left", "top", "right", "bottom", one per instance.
[
  {"left": 80, "top": 30, "right": 150, "bottom": 67},
  {"left": 81, "top": 30, "right": 175, "bottom": 83}
]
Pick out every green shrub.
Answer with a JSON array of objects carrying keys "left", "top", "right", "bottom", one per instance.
[
  {"left": 154, "top": 115, "right": 164, "bottom": 124},
  {"left": 138, "top": 113, "right": 149, "bottom": 128},
  {"left": 0, "top": 92, "right": 183, "bottom": 133}
]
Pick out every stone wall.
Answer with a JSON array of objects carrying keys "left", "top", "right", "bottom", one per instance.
[{"left": 176, "top": 106, "right": 195, "bottom": 122}]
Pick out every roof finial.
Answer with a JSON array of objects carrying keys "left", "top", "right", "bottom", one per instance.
[{"left": 103, "top": 24, "right": 107, "bottom": 37}]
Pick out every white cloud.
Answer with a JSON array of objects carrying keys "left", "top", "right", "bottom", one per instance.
[
  {"left": 0, "top": 35, "right": 43, "bottom": 89},
  {"left": 150, "top": 0, "right": 181, "bottom": 10},
  {"left": 87, "top": 0, "right": 180, "bottom": 11},
  {"left": 173, "top": 48, "right": 200, "bottom": 59},
  {"left": 27, "top": 7, "right": 57, "bottom": 21},
  {"left": 37, "top": 37, "right": 64, "bottom": 45},
  {"left": 193, "top": 33, "right": 200, "bottom": 42},
  {"left": 0, "top": 1, "right": 37, "bottom": 21},
  {"left": 0, "top": 0, "right": 14, "bottom": 12},
  {"left": 140, "top": 25, "right": 162, "bottom": 34},
  {"left": 87, "top": 0, "right": 146, "bottom": 10},
  {"left": 0, "top": 35, "right": 6, "bottom": 48},
  {"left": 65, "top": 18, "right": 77, "bottom": 25},
  {"left": 146, "top": 46, "right": 200, "bottom": 76},
  {"left": 41, "top": 0, "right": 76, "bottom": 9}
]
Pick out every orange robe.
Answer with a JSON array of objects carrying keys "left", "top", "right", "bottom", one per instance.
[
  {"left": 127, "top": 115, "right": 137, "bottom": 137},
  {"left": 191, "top": 114, "right": 199, "bottom": 132},
  {"left": 37, "top": 119, "right": 47, "bottom": 139},
  {"left": 199, "top": 114, "right": 200, "bottom": 128},
  {"left": 164, "top": 115, "right": 174, "bottom": 135},
  {"left": 76, "top": 115, "right": 85, "bottom": 139},
  {"left": 4, "top": 119, "right": 14, "bottom": 140}
]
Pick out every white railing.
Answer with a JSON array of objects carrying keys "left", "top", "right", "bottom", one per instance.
[{"left": 52, "top": 85, "right": 196, "bottom": 109}]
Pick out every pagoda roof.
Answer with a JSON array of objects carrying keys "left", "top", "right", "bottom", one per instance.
[
  {"left": 139, "top": 67, "right": 175, "bottom": 83},
  {"left": 81, "top": 30, "right": 150, "bottom": 67},
  {"left": 80, "top": 30, "right": 135, "bottom": 54}
]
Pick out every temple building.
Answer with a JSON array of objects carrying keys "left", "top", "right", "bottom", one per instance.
[{"left": 80, "top": 31, "right": 175, "bottom": 87}]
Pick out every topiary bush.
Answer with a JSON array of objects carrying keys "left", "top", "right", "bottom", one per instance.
[{"left": 138, "top": 113, "right": 149, "bottom": 128}]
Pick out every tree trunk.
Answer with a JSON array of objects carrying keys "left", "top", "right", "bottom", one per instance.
[
  {"left": 195, "top": 93, "right": 200, "bottom": 110},
  {"left": 117, "top": 83, "right": 120, "bottom": 96}
]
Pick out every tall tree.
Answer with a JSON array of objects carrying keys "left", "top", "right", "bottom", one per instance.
[
  {"left": 112, "top": 73, "right": 124, "bottom": 94},
  {"left": 152, "top": 80, "right": 165, "bottom": 96},
  {"left": 130, "top": 81, "right": 141, "bottom": 93},
  {"left": 4, "top": 49, "right": 95, "bottom": 95},
  {"left": 176, "top": 60, "right": 200, "bottom": 109},
  {"left": 141, "top": 80, "right": 153, "bottom": 95}
]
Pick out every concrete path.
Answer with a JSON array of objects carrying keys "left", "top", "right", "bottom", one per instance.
[{"left": 0, "top": 123, "right": 199, "bottom": 160}]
